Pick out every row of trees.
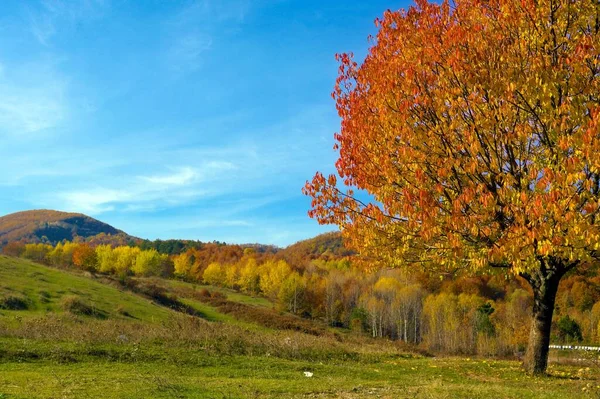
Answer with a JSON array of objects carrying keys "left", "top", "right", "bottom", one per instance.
[
  {"left": 174, "top": 248, "right": 600, "bottom": 355},
  {"left": 7, "top": 242, "right": 173, "bottom": 277},
  {"left": 5, "top": 239, "right": 600, "bottom": 356}
]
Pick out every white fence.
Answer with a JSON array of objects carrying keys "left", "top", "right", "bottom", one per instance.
[{"left": 549, "top": 345, "right": 600, "bottom": 351}]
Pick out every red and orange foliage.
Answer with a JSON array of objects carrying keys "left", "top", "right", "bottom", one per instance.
[
  {"left": 72, "top": 244, "right": 98, "bottom": 271},
  {"left": 2, "top": 241, "right": 25, "bottom": 257},
  {"left": 303, "top": 0, "right": 600, "bottom": 374},
  {"left": 278, "top": 232, "right": 355, "bottom": 268},
  {"left": 3, "top": 235, "right": 599, "bottom": 359}
]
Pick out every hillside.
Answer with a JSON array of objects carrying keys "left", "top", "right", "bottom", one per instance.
[
  {"left": 279, "top": 231, "right": 355, "bottom": 266},
  {"left": 0, "top": 210, "right": 132, "bottom": 246},
  {"left": 0, "top": 256, "right": 596, "bottom": 398},
  {"left": 0, "top": 255, "right": 172, "bottom": 322}
]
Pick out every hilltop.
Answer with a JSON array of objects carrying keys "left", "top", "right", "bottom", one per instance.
[
  {"left": 0, "top": 210, "right": 133, "bottom": 246},
  {"left": 0, "top": 209, "right": 350, "bottom": 263},
  {"left": 279, "top": 231, "right": 354, "bottom": 266}
]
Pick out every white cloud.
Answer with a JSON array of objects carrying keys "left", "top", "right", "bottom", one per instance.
[
  {"left": 141, "top": 167, "right": 199, "bottom": 186},
  {"left": 29, "top": 12, "right": 55, "bottom": 46},
  {"left": 140, "top": 163, "right": 235, "bottom": 186},
  {"left": 0, "top": 63, "right": 68, "bottom": 136},
  {"left": 56, "top": 162, "right": 237, "bottom": 215},
  {"left": 168, "top": 33, "right": 213, "bottom": 74},
  {"left": 168, "top": 0, "right": 250, "bottom": 27},
  {"left": 0, "top": 82, "right": 66, "bottom": 134},
  {"left": 163, "top": 0, "right": 251, "bottom": 76},
  {"left": 61, "top": 188, "right": 126, "bottom": 214},
  {"left": 28, "top": 0, "right": 110, "bottom": 46}
]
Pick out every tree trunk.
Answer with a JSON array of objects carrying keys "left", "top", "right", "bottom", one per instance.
[{"left": 522, "top": 264, "right": 564, "bottom": 375}]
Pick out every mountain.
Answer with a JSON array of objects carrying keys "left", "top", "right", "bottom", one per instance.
[
  {"left": 0, "top": 210, "right": 352, "bottom": 264},
  {"left": 279, "top": 231, "right": 355, "bottom": 266},
  {"left": 0, "top": 210, "right": 132, "bottom": 246}
]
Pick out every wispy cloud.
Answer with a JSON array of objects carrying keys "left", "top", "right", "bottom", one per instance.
[
  {"left": 168, "top": 0, "right": 251, "bottom": 27},
  {"left": 29, "top": 13, "right": 55, "bottom": 46},
  {"left": 59, "top": 183, "right": 200, "bottom": 215},
  {"left": 60, "top": 188, "right": 126, "bottom": 214},
  {"left": 167, "top": 33, "right": 213, "bottom": 74},
  {"left": 141, "top": 167, "right": 199, "bottom": 186},
  {"left": 163, "top": 0, "right": 251, "bottom": 76},
  {"left": 0, "top": 60, "right": 69, "bottom": 136},
  {"left": 28, "top": 0, "right": 110, "bottom": 46},
  {"left": 56, "top": 162, "right": 237, "bottom": 215}
]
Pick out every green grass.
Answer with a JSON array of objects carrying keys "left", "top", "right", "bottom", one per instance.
[
  {"left": 1, "top": 256, "right": 599, "bottom": 398},
  {"left": 177, "top": 297, "right": 267, "bottom": 331},
  {"left": 0, "top": 255, "right": 172, "bottom": 322},
  {"left": 155, "top": 278, "right": 273, "bottom": 308},
  {"left": 0, "top": 346, "right": 598, "bottom": 398}
]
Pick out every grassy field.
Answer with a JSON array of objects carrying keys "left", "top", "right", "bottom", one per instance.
[
  {"left": 0, "top": 345, "right": 598, "bottom": 398},
  {"left": 162, "top": 279, "right": 272, "bottom": 308},
  {"left": 0, "top": 256, "right": 599, "bottom": 398},
  {"left": 0, "top": 256, "right": 172, "bottom": 322}
]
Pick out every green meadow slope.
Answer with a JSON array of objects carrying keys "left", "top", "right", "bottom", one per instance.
[
  {"left": 0, "top": 255, "right": 172, "bottom": 322},
  {"left": 0, "top": 256, "right": 599, "bottom": 398}
]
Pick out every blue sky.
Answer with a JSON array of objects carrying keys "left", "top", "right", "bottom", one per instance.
[{"left": 0, "top": 0, "right": 406, "bottom": 246}]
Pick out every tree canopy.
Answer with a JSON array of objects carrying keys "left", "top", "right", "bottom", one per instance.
[{"left": 304, "top": 0, "right": 600, "bottom": 374}]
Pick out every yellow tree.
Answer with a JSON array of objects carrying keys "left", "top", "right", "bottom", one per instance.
[
  {"left": 113, "top": 246, "right": 140, "bottom": 276},
  {"left": 237, "top": 258, "right": 261, "bottom": 295},
  {"left": 173, "top": 252, "right": 193, "bottom": 278},
  {"left": 259, "top": 260, "right": 292, "bottom": 300},
  {"left": 61, "top": 242, "right": 78, "bottom": 266},
  {"left": 304, "top": 0, "right": 600, "bottom": 374},
  {"left": 47, "top": 243, "right": 65, "bottom": 266},
  {"left": 278, "top": 271, "right": 306, "bottom": 315},
  {"left": 96, "top": 244, "right": 116, "bottom": 274},
  {"left": 132, "top": 249, "right": 170, "bottom": 277},
  {"left": 22, "top": 243, "right": 52, "bottom": 263},
  {"left": 203, "top": 262, "right": 226, "bottom": 286}
]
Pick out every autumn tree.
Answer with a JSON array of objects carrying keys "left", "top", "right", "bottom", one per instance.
[
  {"left": 47, "top": 243, "right": 65, "bottom": 266},
  {"left": 96, "top": 244, "right": 117, "bottom": 274},
  {"left": 72, "top": 244, "right": 98, "bottom": 271},
  {"left": 173, "top": 252, "right": 193, "bottom": 277},
  {"left": 259, "top": 260, "right": 292, "bottom": 300},
  {"left": 224, "top": 263, "right": 241, "bottom": 289},
  {"left": 22, "top": 243, "right": 52, "bottom": 263},
  {"left": 395, "top": 284, "right": 426, "bottom": 344},
  {"left": 238, "top": 258, "right": 261, "bottom": 295},
  {"left": 113, "top": 246, "right": 140, "bottom": 276},
  {"left": 278, "top": 272, "right": 306, "bottom": 315},
  {"left": 202, "top": 262, "right": 226, "bottom": 286},
  {"left": 60, "top": 242, "right": 78, "bottom": 267},
  {"left": 2, "top": 241, "right": 25, "bottom": 257},
  {"left": 132, "top": 249, "right": 171, "bottom": 277},
  {"left": 304, "top": 0, "right": 600, "bottom": 374}
]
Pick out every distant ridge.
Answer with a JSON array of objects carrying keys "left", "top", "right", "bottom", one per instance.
[
  {"left": 0, "top": 210, "right": 350, "bottom": 261},
  {"left": 0, "top": 210, "right": 131, "bottom": 246},
  {"left": 279, "top": 231, "right": 354, "bottom": 266}
]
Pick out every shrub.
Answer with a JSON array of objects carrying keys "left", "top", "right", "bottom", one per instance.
[
  {"left": 115, "top": 304, "right": 133, "bottom": 318},
  {"left": 210, "top": 291, "right": 227, "bottom": 300},
  {"left": 60, "top": 295, "right": 95, "bottom": 316},
  {"left": 38, "top": 291, "right": 51, "bottom": 304},
  {"left": 0, "top": 295, "right": 30, "bottom": 310},
  {"left": 556, "top": 315, "right": 583, "bottom": 343}
]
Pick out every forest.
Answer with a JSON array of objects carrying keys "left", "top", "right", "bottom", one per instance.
[{"left": 5, "top": 236, "right": 599, "bottom": 357}]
